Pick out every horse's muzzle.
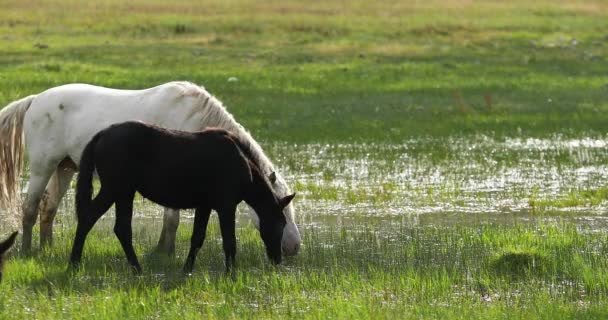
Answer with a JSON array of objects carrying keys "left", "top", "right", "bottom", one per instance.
[{"left": 282, "top": 242, "right": 300, "bottom": 256}]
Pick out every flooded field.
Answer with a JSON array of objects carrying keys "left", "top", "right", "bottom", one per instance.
[
  {"left": 3, "top": 134, "right": 607, "bottom": 319},
  {"left": 2, "top": 0, "right": 608, "bottom": 317},
  {"left": 15, "top": 133, "right": 604, "bottom": 240},
  {"left": 283, "top": 134, "right": 608, "bottom": 229},
  {"left": 1, "top": 132, "right": 598, "bottom": 271}
]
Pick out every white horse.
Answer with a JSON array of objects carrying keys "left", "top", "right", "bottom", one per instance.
[{"left": 0, "top": 81, "right": 301, "bottom": 256}]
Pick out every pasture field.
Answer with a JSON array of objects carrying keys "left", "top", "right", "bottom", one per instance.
[{"left": 1, "top": 0, "right": 608, "bottom": 318}]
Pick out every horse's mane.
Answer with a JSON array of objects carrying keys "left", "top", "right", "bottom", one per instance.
[
  {"left": 175, "top": 82, "right": 293, "bottom": 203},
  {"left": 181, "top": 84, "right": 268, "bottom": 168},
  {"left": 227, "top": 132, "right": 267, "bottom": 184}
]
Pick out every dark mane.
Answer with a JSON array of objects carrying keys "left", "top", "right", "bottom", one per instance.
[
  {"left": 200, "top": 128, "right": 268, "bottom": 183},
  {"left": 229, "top": 135, "right": 270, "bottom": 186}
]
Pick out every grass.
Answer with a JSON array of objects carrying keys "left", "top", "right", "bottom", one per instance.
[
  {"left": 2, "top": 0, "right": 608, "bottom": 318},
  {"left": 529, "top": 186, "right": 608, "bottom": 209},
  {"left": 3, "top": 219, "right": 608, "bottom": 319},
  {"left": 1, "top": 0, "right": 607, "bottom": 142}
]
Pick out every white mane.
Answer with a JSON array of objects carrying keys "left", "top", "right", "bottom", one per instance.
[{"left": 186, "top": 83, "right": 293, "bottom": 215}]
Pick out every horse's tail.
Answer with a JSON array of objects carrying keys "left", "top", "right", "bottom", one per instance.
[
  {"left": 75, "top": 131, "right": 102, "bottom": 221},
  {"left": 0, "top": 95, "right": 36, "bottom": 215}
]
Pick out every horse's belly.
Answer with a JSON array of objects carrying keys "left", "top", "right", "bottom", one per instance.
[{"left": 137, "top": 186, "right": 200, "bottom": 209}]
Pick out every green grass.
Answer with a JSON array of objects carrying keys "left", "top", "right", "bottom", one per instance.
[
  {"left": 529, "top": 186, "right": 608, "bottom": 209},
  {"left": 1, "top": 0, "right": 607, "bottom": 142},
  {"left": 2, "top": 0, "right": 608, "bottom": 318},
  {"left": 3, "top": 219, "right": 608, "bottom": 319}
]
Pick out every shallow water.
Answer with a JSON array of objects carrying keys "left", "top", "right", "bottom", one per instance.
[
  {"left": 2, "top": 133, "right": 608, "bottom": 235},
  {"left": 276, "top": 134, "right": 608, "bottom": 232}
]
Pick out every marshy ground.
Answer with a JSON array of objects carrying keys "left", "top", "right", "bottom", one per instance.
[{"left": 1, "top": 1, "right": 608, "bottom": 318}]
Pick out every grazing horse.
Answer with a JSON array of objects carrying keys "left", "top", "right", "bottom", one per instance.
[
  {"left": 0, "top": 231, "right": 18, "bottom": 282},
  {"left": 70, "top": 121, "right": 295, "bottom": 273},
  {"left": 0, "top": 81, "right": 300, "bottom": 255}
]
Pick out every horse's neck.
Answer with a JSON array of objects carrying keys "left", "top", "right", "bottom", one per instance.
[
  {"left": 243, "top": 170, "right": 276, "bottom": 217},
  {"left": 195, "top": 89, "right": 292, "bottom": 200},
  {"left": 196, "top": 94, "right": 275, "bottom": 174}
]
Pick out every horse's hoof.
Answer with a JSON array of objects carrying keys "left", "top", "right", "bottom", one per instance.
[
  {"left": 67, "top": 262, "right": 81, "bottom": 273},
  {"left": 224, "top": 269, "right": 237, "bottom": 281},
  {"left": 21, "top": 245, "right": 32, "bottom": 256},
  {"left": 132, "top": 266, "right": 143, "bottom": 275}
]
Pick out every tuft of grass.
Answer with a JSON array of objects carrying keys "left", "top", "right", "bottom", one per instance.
[
  {"left": 491, "top": 250, "right": 549, "bottom": 277},
  {"left": 529, "top": 186, "right": 608, "bottom": 210}
]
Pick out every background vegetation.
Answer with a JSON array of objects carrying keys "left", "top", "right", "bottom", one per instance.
[{"left": 1, "top": 1, "right": 608, "bottom": 318}]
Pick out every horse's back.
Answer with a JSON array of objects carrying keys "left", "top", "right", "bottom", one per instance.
[
  {"left": 23, "top": 82, "right": 206, "bottom": 165},
  {"left": 30, "top": 82, "right": 198, "bottom": 112},
  {"left": 92, "top": 122, "right": 251, "bottom": 209}
]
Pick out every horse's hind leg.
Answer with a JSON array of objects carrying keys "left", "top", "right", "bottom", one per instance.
[
  {"left": 113, "top": 193, "right": 142, "bottom": 274},
  {"left": 218, "top": 205, "right": 237, "bottom": 272},
  {"left": 22, "top": 164, "right": 56, "bottom": 253},
  {"left": 39, "top": 165, "right": 75, "bottom": 248},
  {"left": 69, "top": 187, "right": 113, "bottom": 268},
  {"left": 183, "top": 207, "right": 211, "bottom": 273},
  {"left": 155, "top": 207, "right": 180, "bottom": 255}
]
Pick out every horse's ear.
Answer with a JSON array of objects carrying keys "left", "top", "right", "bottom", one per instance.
[
  {"left": 0, "top": 231, "right": 18, "bottom": 255},
  {"left": 268, "top": 171, "right": 277, "bottom": 184},
  {"left": 278, "top": 193, "right": 296, "bottom": 210}
]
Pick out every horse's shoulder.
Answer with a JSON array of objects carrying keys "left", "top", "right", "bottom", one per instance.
[{"left": 157, "top": 81, "right": 205, "bottom": 98}]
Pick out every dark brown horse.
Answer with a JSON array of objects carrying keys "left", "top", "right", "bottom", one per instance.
[
  {"left": 70, "top": 121, "right": 295, "bottom": 273},
  {"left": 0, "top": 231, "right": 18, "bottom": 282}
]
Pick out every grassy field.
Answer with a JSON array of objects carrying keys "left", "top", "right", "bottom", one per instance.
[{"left": 1, "top": 0, "right": 608, "bottom": 318}]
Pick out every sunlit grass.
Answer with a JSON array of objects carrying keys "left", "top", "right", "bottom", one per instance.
[
  {"left": 2, "top": 219, "right": 608, "bottom": 319},
  {"left": 1, "top": 0, "right": 607, "bottom": 142},
  {"left": 2, "top": 0, "right": 608, "bottom": 318}
]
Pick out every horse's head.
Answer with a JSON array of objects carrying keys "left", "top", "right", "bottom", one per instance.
[
  {"left": 0, "top": 231, "right": 18, "bottom": 283},
  {"left": 248, "top": 171, "right": 301, "bottom": 257},
  {"left": 259, "top": 193, "right": 295, "bottom": 265}
]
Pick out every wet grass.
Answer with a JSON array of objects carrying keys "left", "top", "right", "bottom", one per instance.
[
  {"left": 529, "top": 186, "right": 608, "bottom": 209},
  {"left": 282, "top": 135, "right": 608, "bottom": 217},
  {"left": 2, "top": 218, "right": 608, "bottom": 319},
  {"left": 2, "top": 137, "right": 608, "bottom": 319},
  {"left": 2, "top": 0, "right": 608, "bottom": 318}
]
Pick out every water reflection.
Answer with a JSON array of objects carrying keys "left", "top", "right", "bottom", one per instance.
[{"left": 2, "top": 134, "right": 608, "bottom": 234}]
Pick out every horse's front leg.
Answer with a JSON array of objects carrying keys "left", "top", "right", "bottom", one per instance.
[
  {"left": 218, "top": 205, "right": 237, "bottom": 272},
  {"left": 156, "top": 207, "right": 180, "bottom": 255},
  {"left": 39, "top": 167, "right": 75, "bottom": 248},
  {"left": 183, "top": 207, "right": 211, "bottom": 273}
]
